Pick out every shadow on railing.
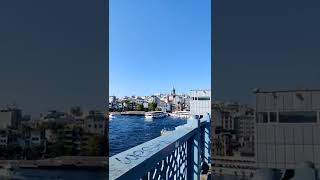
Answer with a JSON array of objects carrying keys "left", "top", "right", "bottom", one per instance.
[{"left": 109, "top": 114, "right": 211, "bottom": 180}]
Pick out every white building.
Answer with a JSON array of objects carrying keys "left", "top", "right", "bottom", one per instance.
[
  {"left": 148, "top": 95, "right": 161, "bottom": 105},
  {"left": 109, "top": 96, "right": 116, "bottom": 104},
  {"left": 255, "top": 89, "right": 320, "bottom": 170},
  {"left": 190, "top": 89, "right": 211, "bottom": 116},
  {"left": 0, "top": 108, "right": 22, "bottom": 129},
  {"left": 30, "top": 129, "right": 43, "bottom": 145},
  {"left": 134, "top": 97, "right": 145, "bottom": 105}
]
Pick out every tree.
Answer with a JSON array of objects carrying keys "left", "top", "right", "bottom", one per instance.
[
  {"left": 136, "top": 104, "right": 144, "bottom": 111},
  {"left": 148, "top": 102, "right": 157, "bottom": 111}
]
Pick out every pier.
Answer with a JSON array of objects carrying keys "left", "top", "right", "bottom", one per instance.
[{"left": 111, "top": 111, "right": 145, "bottom": 116}]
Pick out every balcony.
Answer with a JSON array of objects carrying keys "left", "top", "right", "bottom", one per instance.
[{"left": 109, "top": 114, "right": 211, "bottom": 180}]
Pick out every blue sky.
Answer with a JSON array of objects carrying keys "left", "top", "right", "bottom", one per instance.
[
  {"left": 0, "top": 0, "right": 106, "bottom": 115},
  {"left": 109, "top": 0, "right": 211, "bottom": 97}
]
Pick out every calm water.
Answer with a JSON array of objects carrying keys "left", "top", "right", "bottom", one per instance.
[{"left": 109, "top": 115, "right": 187, "bottom": 156}]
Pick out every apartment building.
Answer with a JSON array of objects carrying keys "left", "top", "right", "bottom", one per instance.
[
  {"left": 255, "top": 89, "right": 320, "bottom": 170},
  {"left": 0, "top": 108, "right": 22, "bottom": 129}
]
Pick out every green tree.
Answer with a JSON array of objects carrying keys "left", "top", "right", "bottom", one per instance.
[
  {"left": 136, "top": 104, "right": 144, "bottom": 111},
  {"left": 148, "top": 102, "right": 157, "bottom": 111}
]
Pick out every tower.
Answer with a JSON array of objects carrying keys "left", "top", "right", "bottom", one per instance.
[{"left": 171, "top": 86, "right": 176, "bottom": 96}]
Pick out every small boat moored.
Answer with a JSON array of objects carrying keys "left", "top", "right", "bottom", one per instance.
[{"left": 145, "top": 111, "right": 167, "bottom": 119}]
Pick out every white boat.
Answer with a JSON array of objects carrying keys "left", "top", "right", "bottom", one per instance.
[
  {"left": 170, "top": 111, "right": 190, "bottom": 119},
  {"left": 109, "top": 113, "right": 119, "bottom": 119},
  {"left": 145, "top": 111, "right": 167, "bottom": 119}
]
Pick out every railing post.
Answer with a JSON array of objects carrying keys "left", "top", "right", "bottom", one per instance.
[
  {"left": 203, "top": 113, "right": 211, "bottom": 165},
  {"left": 187, "top": 116, "right": 201, "bottom": 180}
]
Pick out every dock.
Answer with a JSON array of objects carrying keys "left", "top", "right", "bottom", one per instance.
[{"left": 111, "top": 111, "right": 145, "bottom": 116}]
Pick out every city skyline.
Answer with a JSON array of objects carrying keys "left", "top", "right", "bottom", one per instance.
[
  {"left": 109, "top": 86, "right": 198, "bottom": 98},
  {"left": 109, "top": 0, "right": 211, "bottom": 97}
]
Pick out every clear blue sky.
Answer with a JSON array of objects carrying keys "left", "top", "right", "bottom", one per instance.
[{"left": 110, "top": 0, "right": 211, "bottom": 97}]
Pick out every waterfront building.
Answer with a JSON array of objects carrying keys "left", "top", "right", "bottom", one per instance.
[
  {"left": 30, "top": 129, "right": 44, "bottom": 145},
  {"left": 211, "top": 101, "right": 256, "bottom": 178},
  {"left": 0, "top": 108, "right": 22, "bottom": 129},
  {"left": 212, "top": 102, "right": 255, "bottom": 157},
  {"left": 134, "top": 96, "right": 145, "bottom": 105},
  {"left": 84, "top": 111, "right": 106, "bottom": 135},
  {"left": 109, "top": 96, "right": 116, "bottom": 104},
  {"left": 148, "top": 95, "right": 161, "bottom": 105},
  {"left": 158, "top": 101, "right": 168, "bottom": 112},
  {"left": 45, "top": 129, "right": 57, "bottom": 143},
  {"left": 0, "top": 129, "right": 17, "bottom": 147},
  {"left": 255, "top": 89, "right": 320, "bottom": 171},
  {"left": 190, "top": 89, "right": 211, "bottom": 116}
]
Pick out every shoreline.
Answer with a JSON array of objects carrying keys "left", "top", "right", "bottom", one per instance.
[{"left": 0, "top": 156, "right": 108, "bottom": 170}]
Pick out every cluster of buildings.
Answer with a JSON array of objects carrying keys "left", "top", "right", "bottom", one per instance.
[
  {"left": 212, "top": 89, "right": 320, "bottom": 179},
  {"left": 212, "top": 101, "right": 255, "bottom": 158},
  {"left": 0, "top": 106, "right": 107, "bottom": 158},
  {"left": 109, "top": 87, "right": 190, "bottom": 112}
]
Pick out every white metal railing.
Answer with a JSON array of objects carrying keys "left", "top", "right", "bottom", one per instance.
[{"left": 109, "top": 114, "right": 211, "bottom": 180}]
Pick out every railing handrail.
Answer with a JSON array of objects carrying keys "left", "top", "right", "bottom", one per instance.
[
  {"left": 109, "top": 114, "right": 211, "bottom": 180},
  {"left": 109, "top": 125, "right": 198, "bottom": 179}
]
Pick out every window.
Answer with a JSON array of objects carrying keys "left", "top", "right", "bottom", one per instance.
[
  {"left": 279, "top": 111, "right": 317, "bottom": 123},
  {"left": 256, "top": 112, "right": 268, "bottom": 123},
  {"left": 270, "top": 112, "right": 277, "bottom": 122},
  {"left": 198, "top": 96, "right": 210, "bottom": 100}
]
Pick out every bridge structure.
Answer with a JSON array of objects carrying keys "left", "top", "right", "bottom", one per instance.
[{"left": 109, "top": 114, "right": 211, "bottom": 180}]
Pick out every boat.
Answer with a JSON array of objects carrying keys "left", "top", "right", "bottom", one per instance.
[
  {"left": 109, "top": 114, "right": 113, "bottom": 118},
  {"left": 169, "top": 111, "right": 190, "bottom": 119},
  {"left": 109, "top": 113, "right": 119, "bottom": 119},
  {"left": 145, "top": 111, "right": 167, "bottom": 119}
]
